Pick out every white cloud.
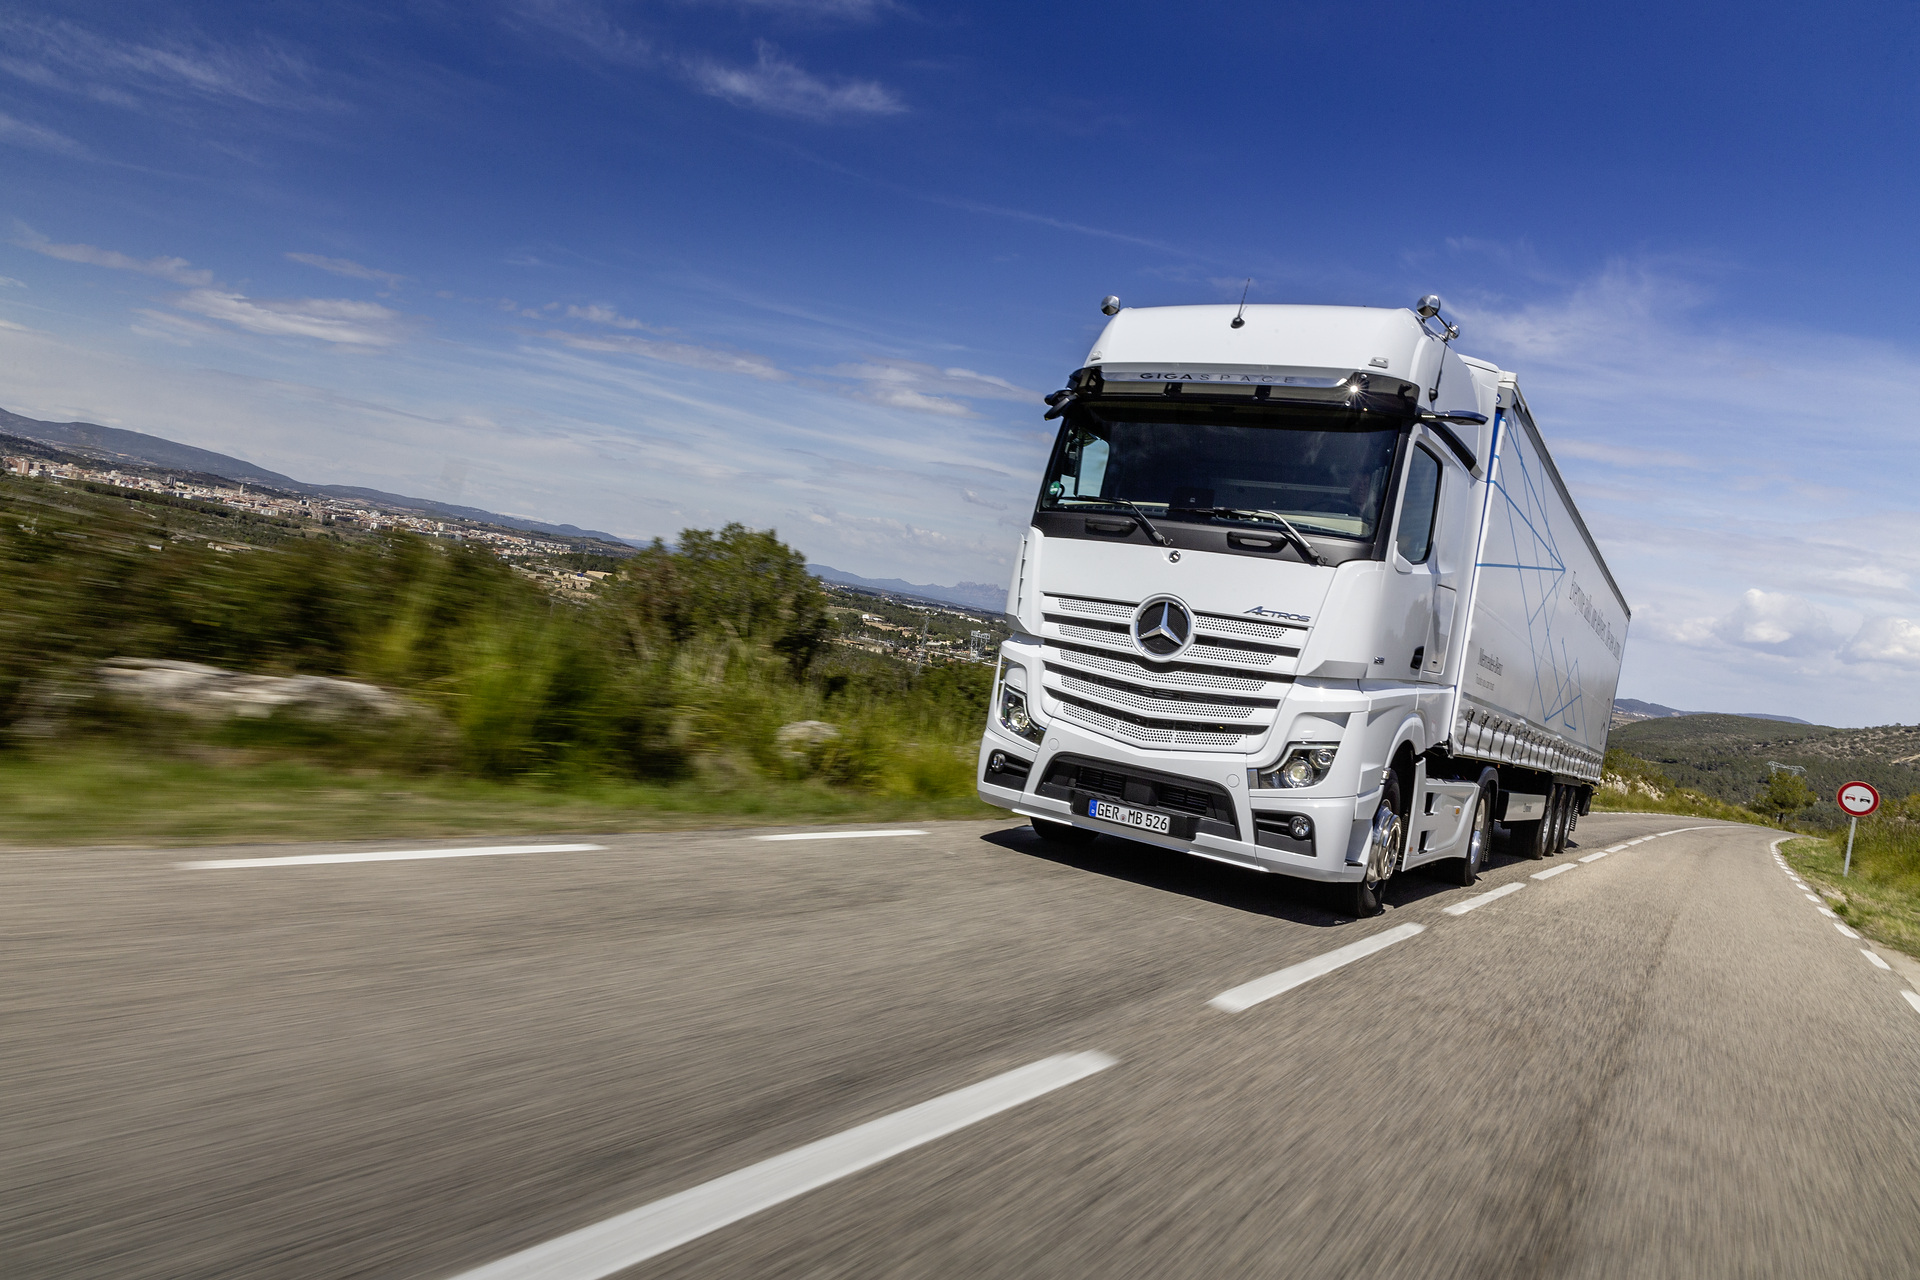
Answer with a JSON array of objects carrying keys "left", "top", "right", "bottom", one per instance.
[
  {"left": 1841, "top": 617, "right": 1920, "bottom": 668},
  {"left": 0, "top": 275, "right": 23, "bottom": 287},
  {"left": 0, "top": 15, "right": 319, "bottom": 110},
  {"left": 547, "top": 329, "right": 789, "bottom": 380},
  {"left": 285, "top": 252, "right": 408, "bottom": 290},
  {"left": 1711, "top": 589, "right": 1839, "bottom": 656},
  {"left": 12, "top": 223, "right": 213, "bottom": 285},
  {"left": 174, "top": 290, "right": 407, "bottom": 346},
  {"left": 0, "top": 109, "right": 90, "bottom": 157},
  {"left": 687, "top": 41, "right": 903, "bottom": 119},
  {"left": 565, "top": 303, "right": 666, "bottom": 331}
]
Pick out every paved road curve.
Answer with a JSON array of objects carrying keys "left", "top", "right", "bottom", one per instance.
[{"left": 6, "top": 814, "right": 1919, "bottom": 1278}]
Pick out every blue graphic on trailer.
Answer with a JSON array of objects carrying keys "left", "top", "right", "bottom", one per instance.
[{"left": 1476, "top": 414, "right": 1582, "bottom": 735}]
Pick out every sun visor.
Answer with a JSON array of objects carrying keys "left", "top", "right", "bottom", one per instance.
[{"left": 1078, "top": 363, "right": 1423, "bottom": 416}]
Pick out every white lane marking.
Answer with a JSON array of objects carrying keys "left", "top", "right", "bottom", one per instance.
[
  {"left": 1209, "top": 923, "right": 1425, "bottom": 1013},
  {"left": 1818, "top": 907, "right": 1838, "bottom": 919},
  {"left": 449, "top": 1052, "right": 1116, "bottom": 1280},
  {"left": 1579, "top": 850, "right": 1611, "bottom": 863},
  {"left": 1903, "top": 991, "right": 1920, "bottom": 1015},
  {"left": 1863, "top": 950, "right": 1893, "bottom": 971},
  {"left": 1836, "top": 923, "right": 1862, "bottom": 939},
  {"left": 1805, "top": 894, "right": 1822, "bottom": 903},
  {"left": 177, "top": 843, "right": 604, "bottom": 870},
  {"left": 1605, "top": 844, "right": 1629, "bottom": 853},
  {"left": 1443, "top": 881, "right": 1526, "bottom": 916},
  {"left": 1532, "top": 864, "right": 1576, "bottom": 880},
  {"left": 752, "top": 830, "right": 930, "bottom": 842}
]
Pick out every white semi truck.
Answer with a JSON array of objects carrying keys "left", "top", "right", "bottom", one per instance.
[{"left": 977, "top": 296, "right": 1629, "bottom": 916}]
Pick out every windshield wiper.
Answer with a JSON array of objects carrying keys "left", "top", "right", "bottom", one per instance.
[
  {"left": 1056, "top": 496, "right": 1172, "bottom": 546},
  {"left": 1182, "top": 507, "right": 1327, "bottom": 566}
]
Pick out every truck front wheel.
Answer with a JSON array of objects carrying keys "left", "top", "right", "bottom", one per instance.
[
  {"left": 1452, "top": 775, "right": 1496, "bottom": 886},
  {"left": 1345, "top": 774, "right": 1404, "bottom": 917}
]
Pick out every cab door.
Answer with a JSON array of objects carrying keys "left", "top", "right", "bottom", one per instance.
[{"left": 1384, "top": 440, "right": 1445, "bottom": 680}]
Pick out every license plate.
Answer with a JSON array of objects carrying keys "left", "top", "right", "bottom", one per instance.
[{"left": 1087, "top": 798, "right": 1172, "bottom": 835}]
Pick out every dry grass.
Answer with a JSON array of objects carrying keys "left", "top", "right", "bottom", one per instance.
[{"left": 0, "top": 743, "right": 1004, "bottom": 849}]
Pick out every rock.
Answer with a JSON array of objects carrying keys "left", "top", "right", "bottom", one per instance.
[
  {"left": 97, "top": 658, "right": 419, "bottom": 722},
  {"left": 775, "top": 720, "right": 840, "bottom": 760}
]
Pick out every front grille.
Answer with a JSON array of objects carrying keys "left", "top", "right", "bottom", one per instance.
[
  {"left": 1055, "top": 696, "right": 1248, "bottom": 748},
  {"left": 1048, "top": 643, "right": 1271, "bottom": 692},
  {"left": 1039, "top": 592, "right": 1303, "bottom": 752},
  {"left": 1051, "top": 668, "right": 1264, "bottom": 720}
]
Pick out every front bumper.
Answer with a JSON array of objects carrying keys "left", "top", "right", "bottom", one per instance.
[{"left": 977, "top": 721, "right": 1372, "bottom": 884}]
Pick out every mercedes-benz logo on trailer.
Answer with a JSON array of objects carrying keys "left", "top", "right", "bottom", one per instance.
[{"left": 1132, "top": 597, "right": 1194, "bottom": 659}]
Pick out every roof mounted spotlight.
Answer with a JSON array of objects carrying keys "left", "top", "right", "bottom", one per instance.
[{"left": 1100, "top": 295, "right": 1121, "bottom": 316}]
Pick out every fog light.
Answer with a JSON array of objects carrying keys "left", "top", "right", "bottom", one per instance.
[
  {"left": 1289, "top": 815, "right": 1313, "bottom": 841},
  {"left": 988, "top": 750, "right": 1007, "bottom": 773}
]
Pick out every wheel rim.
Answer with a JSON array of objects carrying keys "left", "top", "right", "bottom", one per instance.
[
  {"left": 1365, "top": 800, "right": 1402, "bottom": 889},
  {"left": 1467, "top": 795, "right": 1490, "bottom": 871}
]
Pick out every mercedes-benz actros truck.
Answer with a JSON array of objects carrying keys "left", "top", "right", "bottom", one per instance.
[{"left": 977, "top": 295, "right": 1629, "bottom": 916}]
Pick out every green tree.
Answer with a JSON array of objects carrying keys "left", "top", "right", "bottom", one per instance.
[{"left": 1754, "top": 770, "right": 1817, "bottom": 826}]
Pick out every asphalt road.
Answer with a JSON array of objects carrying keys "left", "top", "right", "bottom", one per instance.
[{"left": 6, "top": 813, "right": 1920, "bottom": 1279}]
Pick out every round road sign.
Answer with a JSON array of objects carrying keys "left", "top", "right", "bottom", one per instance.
[{"left": 1837, "top": 781, "right": 1881, "bottom": 817}]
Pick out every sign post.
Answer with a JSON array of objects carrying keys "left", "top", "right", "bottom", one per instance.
[{"left": 1836, "top": 781, "right": 1881, "bottom": 877}]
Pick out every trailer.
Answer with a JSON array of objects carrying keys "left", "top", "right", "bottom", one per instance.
[{"left": 976, "top": 296, "right": 1629, "bottom": 915}]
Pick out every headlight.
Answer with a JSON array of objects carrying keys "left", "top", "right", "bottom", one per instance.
[
  {"left": 999, "top": 687, "right": 1044, "bottom": 744},
  {"left": 1252, "top": 741, "right": 1340, "bottom": 790}
]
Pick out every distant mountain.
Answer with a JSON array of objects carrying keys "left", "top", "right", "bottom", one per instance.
[
  {"left": 1613, "top": 698, "right": 1810, "bottom": 727},
  {"left": 810, "top": 564, "right": 1006, "bottom": 613},
  {"left": 0, "top": 406, "right": 631, "bottom": 546},
  {"left": 1, "top": 408, "right": 305, "bottom": 491}
]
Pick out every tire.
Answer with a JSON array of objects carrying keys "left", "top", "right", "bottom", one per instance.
[
  {"left": 1344, "top": 773, "right": 1404, "bottom": 917},
  {"left": 1513, "top": 808, "right": 1551, "bottom": 860},
  {"left": 1031, "top": 817, "right": 1098, "bottom": 846},
  {"left": 1453, "top": 777, "right": 1495, "bottom": 886},
  {"left": 1549, "top": 787, "right": 1572, "bottom": 855}
]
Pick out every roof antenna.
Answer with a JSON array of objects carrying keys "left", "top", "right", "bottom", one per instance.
[{"left": 1230, "top": 279, "right": 1250, "bottom": 328}]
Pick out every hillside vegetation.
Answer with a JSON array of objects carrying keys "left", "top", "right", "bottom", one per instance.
[
  {"left": 1609, "top": 714, "right": 1920, "bottom": 828},
  {"left": 0, "top": 476, "right": 998, "bottom": 843}
]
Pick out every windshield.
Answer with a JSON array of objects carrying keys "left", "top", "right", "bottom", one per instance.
[{"left": 1039, "top": 406, "right": 1402, "bottom": 539}]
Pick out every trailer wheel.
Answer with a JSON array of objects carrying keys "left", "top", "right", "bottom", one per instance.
[
  {"left": 1452, "top": 776, "right": 1496, "bottom": 886},
  {"left": 1512, "top": 808, "right": 1550, "bottom": 860},
  {"left": 1345, "top": 774, "right": 1403, "bottom": 917},
  {"left": 1030, "top": 817, "right": 1098, "bottom": 846},
  {"left": 1549, "top": 787, "right": 1572, "bottom": 855}
]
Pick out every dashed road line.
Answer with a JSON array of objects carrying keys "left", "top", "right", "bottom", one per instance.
[
  {"left": 1805, "top": 894, "right": 1823, "bottom": 903},
  {"left": 1604, "top": 843, "right": 1629, "bottom": 852},
  {"left": 1903, "top": 991, "right": 1920, "bottom": 1015},
  {"left": 1209, "top": 924, "right": 1425, "bottom": 1013},
  {"left": 1532, "top": 864, "right": 1576, "bottom": 880},
  {"left": 1837, "top": 923, "right": 1862, "bottom": 939},
  {"left": 1579, "top": 850, "right": 1611, "bottom": 863},
  {"left": 1863, "top": 950, "right": 1893, "bottom": 971},
  {"left": 1443, "top": 881, "right": 1525, "bottom": 916},
  {"left": 177, "top": 843, "right": 605, "bottom": 870},
  {"left": 1818, "top": 907, "right": 1838, "bottom": 919},
  {"left": 447, "top": 1052, "right": 1117, "bottom": 1280},
  {"left": 752, "top": 830, "right": 930, "bottom": 842}
]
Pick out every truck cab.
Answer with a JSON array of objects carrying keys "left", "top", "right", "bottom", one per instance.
[{"left": 977, "top": 299, "right": 1628, "bottom": 916}]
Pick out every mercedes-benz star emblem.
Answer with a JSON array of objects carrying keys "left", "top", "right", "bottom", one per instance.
[{"left": 1132, "top": 597, "right": 1193, "bottom": 659}]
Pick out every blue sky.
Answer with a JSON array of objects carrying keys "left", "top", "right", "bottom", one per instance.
[{"left": 2, "top": 0, "right": 1918, "bottom": 725}]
